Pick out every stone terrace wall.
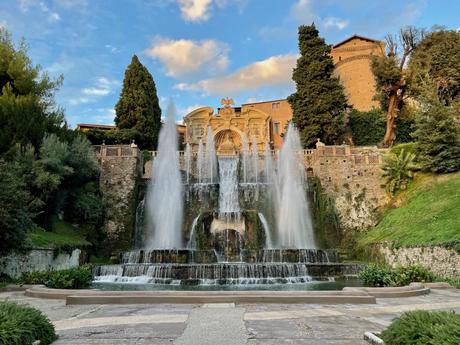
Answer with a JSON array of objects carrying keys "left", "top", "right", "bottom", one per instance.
[
  {"left": 95, "top": 144, "right": 142, "bottom": 255},
  {"left": 0, "top": 249, "right": 82, "bottom": 279},
  {"left": 378, "top": 245, "right": 460, "bottom": 279},
  {"left": 307, "top": 145, "right": 387, "bottom": 229}
]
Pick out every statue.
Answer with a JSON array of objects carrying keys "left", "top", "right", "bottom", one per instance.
[{"left": 220, "top": 97, "right": 235, "bottom": 108}]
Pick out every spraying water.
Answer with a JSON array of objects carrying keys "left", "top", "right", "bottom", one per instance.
[
  {"left": 258, "top": 212, "right": 273, "bottom": 248},
  {"left": 205, "top": 126, "right": 217, "bottom": 183},
  {"left": 184, "top": 143, "right": 192, "bottom": 184},
  {"left": 264, "top": 143, "right": 273, "bottom": 183},
  {"left": 274, "top": 124, "right": 315, "bottom": 248},
  {"left": 241, "top": 133, "right": 249, "bottom": 183},
  {"left": 145, "top": 103, "right": 183, "bottom": 249},
  {"left": 197, "top": 140, "right": 204, "bottom": 183},
  {"left": 251, "top": 136, "right": 259, "bottom": 183}
]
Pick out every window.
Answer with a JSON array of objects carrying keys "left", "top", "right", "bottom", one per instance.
[
  {"left": 272, "top": 102, "right": 280, "bottom": 109},
  {"left": 273, "top": 122, "right": 280, "bottom": 134}
]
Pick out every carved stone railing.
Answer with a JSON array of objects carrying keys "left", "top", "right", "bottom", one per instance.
[{"left": 94, "top": 144, "right": 139, "bottom": 158}]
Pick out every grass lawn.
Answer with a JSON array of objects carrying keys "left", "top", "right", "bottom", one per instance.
[
  {"left": 28, "top": 220, "right": 91, "bottom": 249},
  {"left": 360, "top": 172, "right": 460, "bottom": 248}
]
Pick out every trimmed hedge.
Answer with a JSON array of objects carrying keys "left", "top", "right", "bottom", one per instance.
[
  {"left": 0, "top": 301, "right": 57, "bottom": 345},
  {"left": 18, "top": 266, "right": 93, "bottom": 289},
  {"left": 381, "top": 310, "right": 460, "bottom": 345},
  {"left": 358, "top": 264, "right": 435, "bottom": 287}
]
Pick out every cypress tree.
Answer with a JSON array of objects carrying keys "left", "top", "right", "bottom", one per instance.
[
  {"left": 288, "top": 24, "right": 348, "bottom": 147},
  {"left": 115, "top": 55, "right": 161, "bottom": 149}
]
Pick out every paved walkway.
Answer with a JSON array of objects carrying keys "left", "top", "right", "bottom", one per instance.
[{"left": 1, "top": 288, "right": 459, "bottom": 344}]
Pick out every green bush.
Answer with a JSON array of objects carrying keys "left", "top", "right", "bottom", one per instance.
[
  {"left": 359, "top": 264, "right": 434, "bottom": 287},
  {"left": 0, "top": 301, "right": 57, "bottom": 345},
  {"left": 381, "top": 310, "right": 460, "bottom": 345},
  {"left": 18, "top": 266, "right": 93, "bottom": 289}
]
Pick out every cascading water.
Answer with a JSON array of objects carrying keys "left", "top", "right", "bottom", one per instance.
[
  {"left": 274, "top": 124, "right": 315, "bottom": 248},
  {"left": 197, "top": 140, "right": 204, "bottom": 183},
  {"left": 205, "top": 126, "right": 217, "bottom": 183},
  {"left": 241, "top": 133, "right": 249, "bottom": 183},
  {"left": 218, "top": 156, "right": 240, "bottom": 218},
  {"left": 145, "top": 104, "right": 183, "bottom": 249}
]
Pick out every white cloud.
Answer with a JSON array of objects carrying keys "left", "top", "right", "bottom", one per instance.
[
  {"left": 93, "top": 108, "right": 116, "bottom": 124},
  {"left": 290, "top": 0, "right": 315, "bottom": 24},
  {"left": 0, "top": 20, "right": 7, "bottom": 29},
  {"left": 323, "top": 17, "right": 349, "bottom": 30},
  {"left": 178, "top": 0, "right": 212, "bottom": 22},
  {"left": 105, "top": 44, "right": 120, "bottom": 53},
  {"left": 175, "top": 54, "right": 297, "bottom": 95},
  {"left": 146, "top": 36, "right": 229, "bottom": 77},
  {"left": 20, "top": 1, "right": 61, "bottom": 22},
  {"left": 176, "top": 0, "right": 246, "bottom": 22},
  {"left": 177, "top": 104, "right": 206, "bottom": 117},
  {"left": 82, "top": 87, "right": 110, "bottom": 96},
  {"left": 69, "top": 77, "right": 119, "bottom": 105}
]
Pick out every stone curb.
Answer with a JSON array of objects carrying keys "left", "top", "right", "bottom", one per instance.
[
  {"left": 65, "top": 293, "right": 376, "bottom": 305},
  {"left": 343, "top": 283, "right": 430, "bottom": 298},
  {"left": 364, "top": 332, "right": 384, "bottom": 344}
]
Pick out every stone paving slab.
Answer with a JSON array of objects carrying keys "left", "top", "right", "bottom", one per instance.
[
  {"left": 174, "top": 306, "right": 248, "bottom": 345},
  {"left": 1, "top": 288, "right": 459, "bottom": 345}
]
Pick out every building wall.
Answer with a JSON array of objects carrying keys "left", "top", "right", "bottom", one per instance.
[
  {"left": 331, "top": 37, "right": 385, "bottom": 111},
  {"left": 242, "top": 99, "right": 292, "bottom": 150}
]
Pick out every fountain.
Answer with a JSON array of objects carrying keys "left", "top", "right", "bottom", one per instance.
[
  {"left": 94, "top": 118, "right": 362, "bottom": 287},
  {"left": 145, "top": 103, "right": 183, "bottom": 249}
]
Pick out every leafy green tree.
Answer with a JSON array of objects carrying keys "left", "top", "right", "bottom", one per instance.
[
  {"left": 382, "top": 149, "right": 417, "bottom": 195},
  {"left": 371, "top": 26, "right": 425, "bottom": 146},
  {"left": 0, "top": 160, "right": 33, "bottom": 254},
  {"left": 413, "top": 83, "right": 460, "bottom": 173},
  {"left": 0, "top": 29, "right": 64, "bottom": 155},
  {"left": 409, "top": 29, "right": 460, "bottom": 105},
  {"left": 115, "top": 55, "right": 161, "bottom": 149},
  {"left": 349, "top": 108, "right": 386, "bottom": 145},
  {"left": 288, "top": 24, "right": 348, "bottom": 147}
]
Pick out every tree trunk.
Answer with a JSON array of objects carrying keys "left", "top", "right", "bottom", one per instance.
[{"left": 382, "top": 83, "right": 404, "bottom": 147}]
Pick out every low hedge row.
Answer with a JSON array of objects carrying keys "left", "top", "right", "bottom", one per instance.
[
  {"left": 381, "top": 310, "right": 460, "bottom": 345},
  {"left": 358, "top": 264, "right": 435, "bottom": 287},
  {"left": 0, "top": 301, "right": 57, "bottom": 345},
  {"left": 18, "top": 265, "right": 93, "bottom": 289}
]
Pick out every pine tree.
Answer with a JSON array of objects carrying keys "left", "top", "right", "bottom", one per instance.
[
  {"left": 288, "top": 24, "right": 348, "bottom": 147},
  {"left": 413, "top": 83, "right": 460, "bottom": 173},
  {"left": 115, "top": 55, "right": 161, "bottom": 149}
]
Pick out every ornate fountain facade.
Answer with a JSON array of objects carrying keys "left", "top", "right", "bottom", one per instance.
[{"left": 93, "top": 104, "right": 372, "bottom": 287}]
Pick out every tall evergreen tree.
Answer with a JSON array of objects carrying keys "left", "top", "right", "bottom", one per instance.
[
  {"left": 288, "top": 24, "right": 348, "bottom": 147},
  {"left": 413, "top": 82, "right": 460, "bottom": 173},
  {"left": 115, "top": 55, "right": 161, "bottom": 149}
]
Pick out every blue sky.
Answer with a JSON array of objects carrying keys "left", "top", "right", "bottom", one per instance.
[{"left": 1, "top": 0, "right": 459, "bottom": 127}]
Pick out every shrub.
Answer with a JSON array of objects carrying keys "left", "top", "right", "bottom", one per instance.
[
  {"left": 382, "top": 149, "right": 417, "bottom": 195},
  {"left": 18, "top": 266, "right": 93, "bottom": 289},
  {"left": 381, "top": 310, "right": 460, "bottom": 345},
  {"left": 358, "top": 264, "right": 396, "bottom": 287},
  {"left": 0, "top": 301, "right": 57, "bottom": 345},
  {"left": 359, "top": 264, "right": 434, "bottom": 287}
]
